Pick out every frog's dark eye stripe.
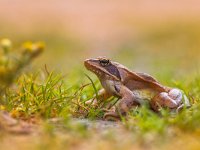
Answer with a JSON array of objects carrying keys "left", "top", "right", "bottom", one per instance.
[{"left": 104, "top": 65, "right": 121, "bottom": 80}]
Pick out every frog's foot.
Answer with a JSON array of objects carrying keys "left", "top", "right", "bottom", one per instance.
[
  {"left": 176, "top": 100, "right": 191, "bottom": 113},
  {"left": 151, "top": 88, "right": 183, "bottom": 111},
  {"left": 175, "top": 104, "right": 185, "bottom": 113},
  {"left": 103, "top": 111, "right": 121, "bottom": 121}
]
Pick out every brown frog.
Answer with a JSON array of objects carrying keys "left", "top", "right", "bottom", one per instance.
[{"left": 84, "top": 57, "right": 190, "bottom": 120}]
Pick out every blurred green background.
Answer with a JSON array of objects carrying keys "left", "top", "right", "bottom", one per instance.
[{"left": 1, "top": 0, "right": 200, "bottom": 80}]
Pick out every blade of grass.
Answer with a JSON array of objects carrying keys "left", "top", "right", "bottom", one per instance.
[{"left": 84, "top": 73, "right": 99, "bottom": 101}]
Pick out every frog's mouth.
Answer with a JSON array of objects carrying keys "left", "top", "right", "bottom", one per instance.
[{"left": 84, "top": 59, "right": 120, "bottom": 81}]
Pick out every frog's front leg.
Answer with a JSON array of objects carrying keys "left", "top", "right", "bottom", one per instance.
[
  {"left": 150, "top": 88, "right": 183, "bottom": 111},
  {"left": 104, "top": 85, "right": 140, "bottom": 121},
  {"left": 85, "top": 89, "right": 112, "bottom": 106}
]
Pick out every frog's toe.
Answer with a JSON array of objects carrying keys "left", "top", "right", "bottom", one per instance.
[
  {"left": 103, "top": 112, "right": 120, "bottom": 121},
  {"left": 176, "top": 102, "right": 192, "bottom": 113}
]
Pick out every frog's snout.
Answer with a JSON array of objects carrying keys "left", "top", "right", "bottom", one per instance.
[{"left": 84, "top": 59, "right": 91, "bottom": 68}]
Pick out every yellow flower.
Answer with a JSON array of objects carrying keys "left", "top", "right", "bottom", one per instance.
[
  {"left": 22, "top": 41, "right": 33, "bottom": 51},
  {"left": 31, "top": 42, "right": 45, "bottom": 58},
  {"left": 1, "top": 38, "right": 12, "bottom": 52},
  {"left": 10, "top": 108, "right": 24, "bottom": 118},
  {"left": 22, "top": 41, "right": 45, "bottom": 58},
  {"left": 0, "top": 105, "right": 5, "bottom": 110}
]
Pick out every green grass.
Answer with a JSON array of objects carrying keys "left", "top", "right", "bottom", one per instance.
[
  {"left": 2, "top": 63, "right": 200, "bottom": 129},
  {"left": 1, "top": 67, "right": 200, "bottom": 149}
]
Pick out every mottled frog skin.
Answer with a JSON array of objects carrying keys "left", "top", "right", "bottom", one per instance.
[{"left": 84, "top": 57, "right": 190, "bottom": 120}]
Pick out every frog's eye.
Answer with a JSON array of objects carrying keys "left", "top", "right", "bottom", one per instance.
[{"left": 99, "top": 58, "right": 110, "bottom": 66}]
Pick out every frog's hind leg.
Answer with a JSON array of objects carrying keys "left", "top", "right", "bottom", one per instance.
[{"left": 150, "top": 88, "right": 183, "bottom": 111}]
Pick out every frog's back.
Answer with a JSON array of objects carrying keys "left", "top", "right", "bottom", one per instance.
[
  {"left": 135, "top": 72, "right": 158, "bottom": 82},
  {"left": 117, "top": 65, "right": 166, "bottom": 92}
]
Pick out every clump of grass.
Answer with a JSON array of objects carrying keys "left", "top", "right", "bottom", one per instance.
[
  {"left": 4, "top": 72, "right": 73, "bottom": 119},
  {"left": 1, "top": 65, "right": 104, "bottom": 120}
]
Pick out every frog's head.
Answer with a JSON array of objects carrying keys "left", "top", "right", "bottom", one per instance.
[{"left": 84, "top": 57, "right": 121, "bottom": 81}]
